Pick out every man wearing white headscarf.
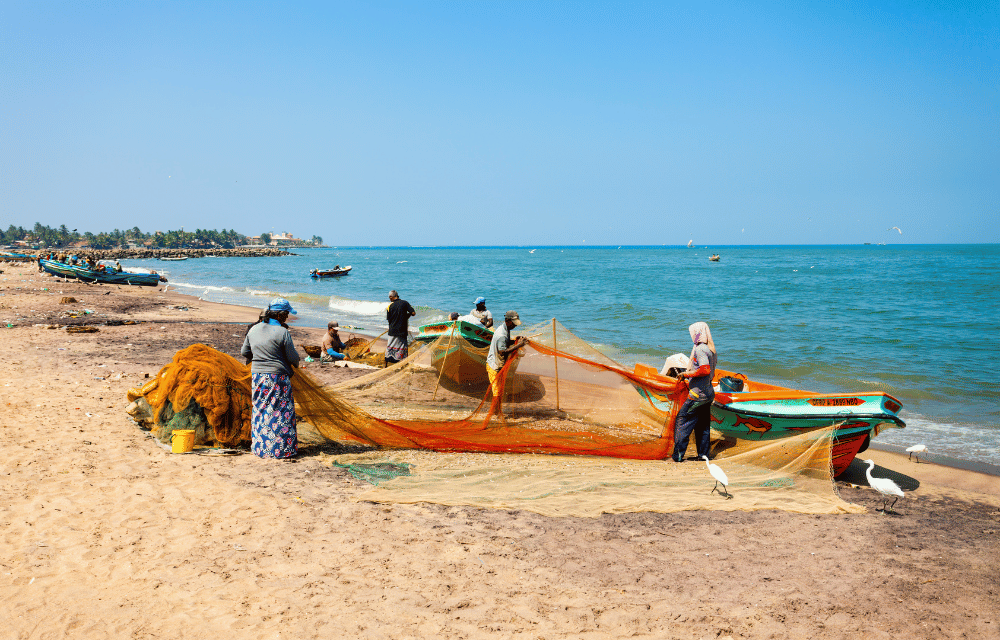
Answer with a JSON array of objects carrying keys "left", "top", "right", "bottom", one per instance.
[{"left": 672, "top": 322, "right": 717, "bottom": 462}]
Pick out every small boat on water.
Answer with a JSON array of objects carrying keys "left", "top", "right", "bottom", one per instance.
[
  {"left": 40, "top": 259, "right": 165, "bottom": 287},
  {"left": 310, "top": 265, "right": 352, "bottom": 278},
  {"left": 160, "top": 256, "right": 189, "bottom": 261},
  {"left": 709, "top": 254, "right": 720, "bottom": 261},
  {"left": 631, "top": 363, "right": 905, "bottom": 475}
]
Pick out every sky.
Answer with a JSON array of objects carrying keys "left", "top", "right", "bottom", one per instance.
[{"left": 2, "top": 1, "right": 997, "bottom": 245}]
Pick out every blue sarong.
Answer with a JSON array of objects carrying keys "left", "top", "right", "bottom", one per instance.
[{"left": 251, "top": 372, "right": 297, "bottom": 459}]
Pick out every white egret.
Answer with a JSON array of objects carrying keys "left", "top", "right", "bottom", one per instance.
[
  {"left": 905, "top": 444, "right": 928, "bottom": 462},
  {"left": 702, "top": 455, "right": 731, "bottom": 499},
  {"left": 863, "top": 459, "right": 904, "bottom": 513}
]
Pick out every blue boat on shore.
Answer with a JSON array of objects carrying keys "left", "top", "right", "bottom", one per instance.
[{"left": 40, "top": 259, "right": 165, "bottom": 287}]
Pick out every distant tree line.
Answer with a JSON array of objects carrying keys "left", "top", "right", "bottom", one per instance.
[{"left": 0, "top": 224, "right": 320, "bottom": 250}]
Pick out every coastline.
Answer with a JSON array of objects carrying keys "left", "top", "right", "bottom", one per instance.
[{"left": 1, "top": 260, "right": 997, "bottom": 639}]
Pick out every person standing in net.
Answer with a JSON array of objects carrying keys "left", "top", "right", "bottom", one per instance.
[
  {"left": 240, "top": 297, "right": 301, "bottom": 459},
  {"left": 672, "top": 321, "right": 717, "bottom": 462},
  {"left": 469, "top": 296, "right": 494, "bottom": 328},
  {"left": 385, "top": 289, "right": 416, "bottom": 365},
  {"left": 486, "top": 311, "right": 528, "bottom": 401}
]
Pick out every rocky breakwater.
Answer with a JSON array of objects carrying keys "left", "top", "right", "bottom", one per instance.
[{"left": 75, "top": 248, "right": 293, "bottom": 260}]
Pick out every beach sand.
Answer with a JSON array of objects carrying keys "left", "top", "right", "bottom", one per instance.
[{"left": 1, "top": 261, "right": 998, "bottom": 639}]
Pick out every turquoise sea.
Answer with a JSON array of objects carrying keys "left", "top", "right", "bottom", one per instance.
[{"left": 129, "top": 245, "right": 1000, "bottom": 467}]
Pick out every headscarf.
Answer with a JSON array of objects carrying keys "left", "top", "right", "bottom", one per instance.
[{"left": 688, "top": 321, "right": 716, "bottom": 364}]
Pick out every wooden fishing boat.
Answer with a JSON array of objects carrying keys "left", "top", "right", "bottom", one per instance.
[
  {"left": 310, "top": 266, "right": 352, "bottom": 278},
  {"left": 415, "top": 319, "right": 493, "bottom": 348},
  {"left": 40, "top": 259, "right": 165, "bottom": 286},
  {"left": 414, "top": 320, "right": 493, "bottom": 385},
  {"left": 0, "top": 251, "right": 36, "bottom": 262},
  {"left": 159, "top": 256, "right": 189, "bottom": 261},
  {"left": 631, "top": 364, "right": 905, "bottom": 475},
  {"left": 412, "top": 319, "right": 531, "bottom": 391}
]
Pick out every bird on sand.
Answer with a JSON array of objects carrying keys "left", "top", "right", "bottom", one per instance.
[
  {"left": 905, "top": 444, "right": 928, "bottom": 462},
  {"left": 702, "top": 455, "right": 732, "bottom": 499},
  {"left": 863, "top": 459, "right": 904, "bottom": 513}
]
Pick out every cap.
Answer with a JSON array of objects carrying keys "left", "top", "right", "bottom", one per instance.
[
  {"left": 504, "top": 310, "right": 521, "bottom": 326},
  {"left": 328, "top": 321, "right": 340, "bottom": 330},
  {"left": 268, "top": 297, "right": 297, "bottom": 315},
  {"left": 474, "top": 296, "right": 486, "bottom": 305}
]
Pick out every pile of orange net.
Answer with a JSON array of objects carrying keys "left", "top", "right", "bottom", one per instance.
[{"left": 129, "top": 320, "right": 689, "bottom": 457}]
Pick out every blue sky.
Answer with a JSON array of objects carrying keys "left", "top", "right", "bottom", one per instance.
[{"left": 2, "top": 1, "right": 997, "bottom": 245}]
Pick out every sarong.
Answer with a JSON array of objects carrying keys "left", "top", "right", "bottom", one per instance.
[
  {"left": 251, "top": 372, "right": 297, "bottom": 459},
  {"left": 386, "top": 335, "right": 408, "bottom": 362}
]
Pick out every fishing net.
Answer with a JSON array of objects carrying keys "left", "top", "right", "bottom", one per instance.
[
  {"left": 126, "top": 320, "right": 859, "bottom": 514},
  {"left": 318, "top": 428, "right": 863, "bottom": 517}
]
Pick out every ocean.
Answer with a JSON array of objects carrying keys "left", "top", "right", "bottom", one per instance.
[{"left": 129, "top": 244, "right": 1000, "bottom": 467}]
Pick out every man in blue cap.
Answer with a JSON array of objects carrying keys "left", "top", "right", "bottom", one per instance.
[{"left": 470, "top": 296, "right": 493, "bottom": 328}]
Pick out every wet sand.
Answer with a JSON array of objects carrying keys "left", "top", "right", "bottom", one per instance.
[{"left": 1, "top": 261, "right": 998, "bottom": 639}]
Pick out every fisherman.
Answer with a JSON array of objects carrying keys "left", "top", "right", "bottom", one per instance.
[
  {"left": 485, "top": 311, "right": 528, "bottom": 402},
  {"left": 469, "top": 296, "right": 493, "bottom": 328},
  {"left": 672, "top": 322, "right": 718, "bottom": 462},
  {"left": 114, "top": 260, "right": 122, "bottom": 273},
  {"left": 385, "top": 290, "right": 416, "bottom": 365},
  {"left": 321, "top": 321, "right": 350, "bottom": 363}
]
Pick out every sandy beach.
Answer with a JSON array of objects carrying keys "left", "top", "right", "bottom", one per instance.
[{"left": 1, "top": 260, "right": 998, "bottom": 640}]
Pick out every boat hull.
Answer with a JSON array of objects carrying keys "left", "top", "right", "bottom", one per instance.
[
  {"left": 310, "top": 266, "right": 352, "bottom": 278},
  {"left": 40, "top": 259, "right": 163, "bottom": 287},
  {"left": 415, "top": 320, "right": 493, "bottom": 348},
  {"left": 632, "top": 365, "right": 905, "bottom": 475}
]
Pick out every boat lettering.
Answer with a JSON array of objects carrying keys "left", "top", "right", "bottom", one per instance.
[{"left": 807, "top": 398, "right": 864, "bottom": 407}]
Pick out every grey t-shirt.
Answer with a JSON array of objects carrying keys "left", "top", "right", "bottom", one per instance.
[
  {"left": 687, "top": 343, "right": 717, "bottom": 406},
  {"left": 486, "top": 321, "right": 513, "bottom": 371},
  {"left": 241, "top": 322, "right": 300, "bottom": 377}
]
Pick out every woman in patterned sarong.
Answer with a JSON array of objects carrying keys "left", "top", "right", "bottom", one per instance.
[{"left": 241, "top": 298, "right": 301, "bottom": 459}]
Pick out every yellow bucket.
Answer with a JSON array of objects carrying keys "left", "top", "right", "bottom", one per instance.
[{"left": 171, "top": 429, "right": 196, "bottom": 453}]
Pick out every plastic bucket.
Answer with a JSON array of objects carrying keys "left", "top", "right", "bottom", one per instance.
[
  {"left": 719, "top": 376, "right": 745, "bottom": 393},
  {"left": 171, "top": 429, "right": 196, "bottom": 453}
]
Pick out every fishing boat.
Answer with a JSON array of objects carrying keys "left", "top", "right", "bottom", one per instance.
[
  {"left": 0, "top": 251, "right": 36, "bottom": 262},
  {"left": 310, "top": 265, "right": 352, "bottom": 278},
  {"left": 415, "top": 319, "right": 494, "bottom": 348},
  {"left": 630, "top": 364, "right": 905, "bottom": 475},
  {"left": 40, "top": 259, "right": 165, "bottom": 286},
  {"left": 709, "top": 254, "right": 720, "bottom": 261},
  {"left": 414, "top": 320, "right": 495, "bottom": 386},
  {"left": 160, "top": 256, "right": 189, "bottom": 261}
]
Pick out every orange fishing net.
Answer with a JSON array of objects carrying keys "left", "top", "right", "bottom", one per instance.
[
  {"left": 126, "top": 321, "right": 859, "bottom": 513},
  {"left": 131, "top": 321, "right": 689, "bottom": 456}
]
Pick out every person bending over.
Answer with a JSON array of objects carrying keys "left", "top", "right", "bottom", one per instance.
[
  {"left": 485, "top": 310, "right": 528, "bottom": 401},
  {"left": 322, "top": 321, "right": 350, "bottom": 362}
]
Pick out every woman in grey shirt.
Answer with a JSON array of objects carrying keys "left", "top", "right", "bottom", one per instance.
[{"left": 241, "top": 298, "right": 301, "bottom": 459}]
